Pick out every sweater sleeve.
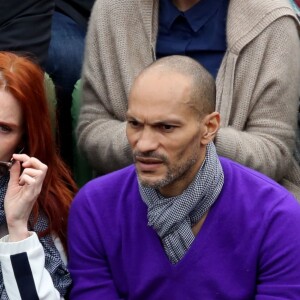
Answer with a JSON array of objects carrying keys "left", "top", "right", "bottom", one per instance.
[
  {"left": 68, "top": 187, "right": 124, "bottom": 299},
  {"left": 255, "top": 195, "right": 300, "bottom": 298},
  {"left": 215, "top": 16, "right": 300, "bottom": 182},
  {"left": 0, "top": 232, "right": 63, "bottom": 299}
]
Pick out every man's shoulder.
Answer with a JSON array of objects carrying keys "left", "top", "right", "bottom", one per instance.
[
  {"left": 84, "top": 164, "right": 137, "bottom": 192},
  {"left": 71, "top": 164, "right": 139, "bottom": 213},
  {"left": 220, "top": 156, "right": 283, "bottom": 185},
  {"left": 219, "top": 156, "right": 299, "bottom": 207},
  {"left": 218, "top": 157, "right": 300, "bottom": 237}
]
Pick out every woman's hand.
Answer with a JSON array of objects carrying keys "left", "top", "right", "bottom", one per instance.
[{"left": 4, "top": 154, "right": 48, "bottom": 242}]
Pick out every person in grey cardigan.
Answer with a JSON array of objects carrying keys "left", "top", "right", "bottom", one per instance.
[{"left": 78, "top": 0, "right": 300, "bottom": 199}]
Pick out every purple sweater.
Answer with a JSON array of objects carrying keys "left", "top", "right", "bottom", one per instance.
[{"left": 68, "top": 157, "right": 300, "bottom": 299}]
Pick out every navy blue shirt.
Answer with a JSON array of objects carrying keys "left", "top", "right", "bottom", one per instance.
[{"left": 156, "top": 0, "right": 228, "bottom": 78}]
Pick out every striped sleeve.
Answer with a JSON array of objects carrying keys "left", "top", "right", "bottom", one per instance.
[{"left": 0, "top": 232, "right": 63, "bottom": 300}]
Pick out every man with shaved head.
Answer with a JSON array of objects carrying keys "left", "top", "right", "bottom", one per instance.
[{"left": 68, "top": 56, "right": 300, "bottom": 299}]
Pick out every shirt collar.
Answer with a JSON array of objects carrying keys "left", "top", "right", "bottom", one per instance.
[
  {"left": 160, "top": 0, "right": 182, "bottom": 31},
  {"left": 160, "top": 0, "right": 224, "bottom": 33}
]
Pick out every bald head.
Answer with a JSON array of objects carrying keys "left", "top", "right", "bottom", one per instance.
[{"left": 131, "top": 55, "right": 216, "bottom": 119}]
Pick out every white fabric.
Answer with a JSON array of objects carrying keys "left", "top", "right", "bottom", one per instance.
[{"left": 0, "top": 232, "right": 64, "bottom": 300}]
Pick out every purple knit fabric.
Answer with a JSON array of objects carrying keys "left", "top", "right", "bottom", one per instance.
[{"left": 68, "top": 157, "right": 300, "bottom": 299}]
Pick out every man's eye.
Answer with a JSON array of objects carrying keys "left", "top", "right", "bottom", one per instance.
[
  {"left": 160, "top": 124, "right": 175, "bottom": 132},
  {"left": 128, "top": 120, "right": 140, "bottom": 128}
]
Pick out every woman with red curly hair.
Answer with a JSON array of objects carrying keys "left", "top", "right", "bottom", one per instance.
[{"left": 0, "top": 51, "right": 77, "bottom": 299}]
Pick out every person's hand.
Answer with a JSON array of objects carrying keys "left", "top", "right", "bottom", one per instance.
[{"left": 4, "top": 154, "right": 48, "bottom": 242}]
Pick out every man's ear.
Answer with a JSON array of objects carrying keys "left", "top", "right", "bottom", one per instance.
[{"left": 200, "top": 112, "right": 220, "bottom": 145}]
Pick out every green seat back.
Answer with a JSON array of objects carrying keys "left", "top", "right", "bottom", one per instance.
[{"left": 71, "top": 79, "right": 94, "bottom": 187}]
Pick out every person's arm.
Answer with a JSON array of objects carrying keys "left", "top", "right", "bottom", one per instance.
[
  {"left": 255, "top": 195, "right": 300, "bottom": 298},
  {"left": 76, "top": 0, "right": 149, "bottom": 174},
  {"left": 0, "top": 233, "right": 63, "bottom": 300},
  {"left": 215, "top": 16, "right": 300, "bottom": 181},
  {"left": 68, "top": 187, "right": 124, "bottom": 299},
  {"left": 0, "top": 154, "right": 63, "bottom": 299}
]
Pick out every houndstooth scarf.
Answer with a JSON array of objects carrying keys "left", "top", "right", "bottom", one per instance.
[
  {"left": 139, "top": 142, "right": 224, "bottom": 264},
  {"left": 0, "top": 174, "right": 71, "bottom": 299}
]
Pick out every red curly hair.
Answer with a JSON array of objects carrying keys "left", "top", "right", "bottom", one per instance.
[{"left": 0, "top": 51, "right": 77, "bottom": 251}]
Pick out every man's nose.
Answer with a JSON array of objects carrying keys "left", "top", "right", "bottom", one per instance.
[{"left": 136, "top": 127, "right": 159, "bottom": 153}]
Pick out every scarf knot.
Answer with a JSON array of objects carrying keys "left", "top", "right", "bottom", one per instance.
[{"left": 139, "top": 142, "right": 224, "bottom": 264}]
